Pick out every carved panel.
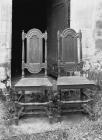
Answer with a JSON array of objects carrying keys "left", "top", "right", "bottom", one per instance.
[
  {"left": 25, "top": 63, "right": 41, "bottom": 73},
  {"left": 29, "top": 35, "right": 40, "bottom": 63},
  {"left": 62, "top": 35, "right": 76, "bottom": 62},
  {"left": 57, "top": 28, "right": 82, "bottom": 76},
  {"left": 61, "top": 28, "right": 78, "bottom": 63},
  {"left": 26, "top": 29, "right": 43, "bottom": 64},
  {"left": 23, "top": 29, "right": 47, "bottom": 74}
]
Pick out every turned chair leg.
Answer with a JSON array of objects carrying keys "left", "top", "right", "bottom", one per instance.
[
  {"left": 49, "top": 109, "right": 53, "bottom": 124},
  {"left": 47, "top": 88, "right": 54, "bottom": 124},
  {"left": 14, "top": 90, "right": 25, "bottom": 125},
  {"left": 56, "top": 101, "right": 61, "bottom": 122},
  {"left": 15, "top": 116, "right": 19, "bottom": 125},
  {"left": 56, "top": 90, "right": 61, "bottom": 122},
  {"left": 14, "top": 102, "right": 19, "bottom": 125},
  {"left": 14, "top": 90, "right": 18, "bottom": 125},
  {"left": 88, "top": 100, "right": 97, "bottom": 121}
]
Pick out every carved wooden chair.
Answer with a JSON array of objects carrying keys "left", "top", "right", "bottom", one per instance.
[
  {"left": 14, "top": 28, "right": 53, "bottom": 125},
  {"left": 56, "top": 28, "right": 97, "bottom": 121}
]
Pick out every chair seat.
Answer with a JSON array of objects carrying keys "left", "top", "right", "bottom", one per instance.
[
  {"left": 15, "top": 77, "right": 52, "bottom": 87},
  {"left": 57, "top": 76, "right": 96, "bottom": 88}
]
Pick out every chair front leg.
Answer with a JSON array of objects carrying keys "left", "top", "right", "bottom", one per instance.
[
  {"left": 14, "top": 100, "right": 19, "bottom": 125},
  {"left": 56, "top": 88, "right": 61, "bottom": 122},
  {"left": 47, "top": 88, "right": 53, "bottom": 123}
]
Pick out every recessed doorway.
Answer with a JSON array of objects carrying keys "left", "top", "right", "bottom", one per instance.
[{"left": 11, "top": 0, "right": 70, "bottom": 79}]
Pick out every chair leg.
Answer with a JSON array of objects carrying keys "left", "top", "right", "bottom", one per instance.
[
  {"left": 57, "top": 101, "right": 62, "bottom": 122},
  {"left": 14, "top": 101, "right": 19, "bottom": 125},
  {"left": 14, "top": 90, "right": 25, "bottom": 125},
  {"left": 48, "top": 108, "right": 53, "bottom": 124},
  {"left": 56, "top": 90, "right": 61, "bottom": 122},
  {"left": 81, "top": 89, "right": 97, "bottom": 121},
  {"left": 15, "top": 116, "right": 19, "bottom": 125},
  {"left": 47, "top": 88, "right": 54, "bottom": 124},
  {"left": 88, "top": 100, "right": 97, "bottom": 121},
  {"left": 80, "top": 88, "right": 85, "bottom": 100},
  {"left": 82, "top": 103, "right": 96, "bottom": 121}
]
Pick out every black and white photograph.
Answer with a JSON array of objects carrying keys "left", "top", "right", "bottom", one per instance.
[{"left": 0, "top": 0, "right": 102, "bottom": 139}]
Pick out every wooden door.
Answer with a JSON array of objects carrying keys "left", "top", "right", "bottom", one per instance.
[{"left": 47, "top": 0, "right": 70, "bottom": 76}]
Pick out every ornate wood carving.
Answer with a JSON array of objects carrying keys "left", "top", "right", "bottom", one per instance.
[
  {"left": 24, "top": 63, "right": 41, "bottom": 73},
  {"left": 22, "top": 28, "right": 47, "bottom": 75},
  {"left": 61, "top": 28, "right": 78, "bottom": 63},
  {"left": 57, "top": 28, "right": 83, "bottom": 76}
]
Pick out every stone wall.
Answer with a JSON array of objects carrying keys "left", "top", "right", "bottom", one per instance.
[
  {"left": 0, "top": 0, "right": 12, "bottom": 83},
  {"left": 70, "top": 0, "right": 97, "bottom": 59},
  {"left": 94, "top": 0, "right": 102, "bottom": 51}
]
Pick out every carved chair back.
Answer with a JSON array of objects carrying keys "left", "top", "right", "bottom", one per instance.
[
  {"left": 57, "top": 28, "right": 83, "bottom": 76},
  {"left": 22, "top": 28, "right": 47, "bottom": 77}
]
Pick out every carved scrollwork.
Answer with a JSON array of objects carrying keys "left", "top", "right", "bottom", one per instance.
[
  {"left": 43, "top": 31, "right": 47, "bottom": 40},
  {"left": 61, "top": 28, "right": 79, "bottom": 38},
  {"left": 26, "top": 28, "right": 44, "bottom": 39},
  {"left": 25, "top": 63, "right": 41, "bottom": 73},
  {"left": 57, "top": 30, "right": 60, "bottom": 39},
  {"left": 22, "top": 28, "right": 48, "bottom": 76},
  {"left": 61, "top": 62, "right": 83, "bottom": 73},
  {"left": 22, "top": 30, "right": 26, "bottom": 40}
]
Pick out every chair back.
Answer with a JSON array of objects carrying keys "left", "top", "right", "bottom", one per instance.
[
  {"left": 57, "top": 28, "right": 83, "bottom": 76},
  {"left": 22, "top": 28, "right": 47, "bottom": 77}
]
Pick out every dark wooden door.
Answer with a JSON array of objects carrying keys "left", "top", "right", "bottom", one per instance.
[{"left": 47, "top": 0, "right": 70, "bottom": 76}]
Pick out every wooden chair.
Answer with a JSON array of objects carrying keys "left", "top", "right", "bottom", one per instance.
[
  {"left": 14, "top": 28, "right": 53, "bottom": 125},
  {"left": 56, "top": 28, "right": 97, "bottom": 121}
]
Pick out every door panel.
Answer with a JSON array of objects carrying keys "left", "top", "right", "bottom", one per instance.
[{"left": 47, "top": 0, "right": 70, "bottom": 76}]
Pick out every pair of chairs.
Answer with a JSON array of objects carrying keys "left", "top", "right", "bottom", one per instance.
[{"left": 14, "top": 28, "right": 97, "bottom": 125}]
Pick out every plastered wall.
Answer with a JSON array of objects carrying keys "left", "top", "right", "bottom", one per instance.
[
  {"left": 0, "top": 0, "right": 12, "bottom": 81},
  {"left": 71, "top": 0, "right": 99, "bottom": 59}
]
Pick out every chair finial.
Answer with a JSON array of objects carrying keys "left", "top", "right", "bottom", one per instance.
[{"left": 22, "top": 30, "right": 25, "bottom": 40}]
